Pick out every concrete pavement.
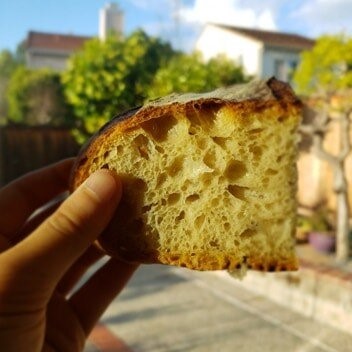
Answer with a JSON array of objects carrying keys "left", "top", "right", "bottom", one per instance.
[{"left": 85, "top": 264, "right": 352, "bottom": 352}]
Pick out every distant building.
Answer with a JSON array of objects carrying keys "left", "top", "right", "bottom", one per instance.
[
  {"left": 25, "top": 2, "right": 123, "bottom": 71},
  {"left": 196, "top": 23, "right": 315, "bottom": 82},
  {"left": 99, "top": 2, "right": 124, "bottom": 41},
  {"left": 25, "top": 31, "right": 91, "bottom": 71}
]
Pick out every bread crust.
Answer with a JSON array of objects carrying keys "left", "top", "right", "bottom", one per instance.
[
  {"left": 70, "top": 78, "right": 301, "bottom": 272},
  {"left": 71, "top": 78, "right": 301, "bottom": 190}
]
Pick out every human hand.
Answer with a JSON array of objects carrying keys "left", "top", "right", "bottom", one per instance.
[{"left": 0, "top": 159, "right": 138, "bottom": 352}]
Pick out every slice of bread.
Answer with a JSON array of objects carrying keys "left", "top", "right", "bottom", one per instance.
[{"left": 71, "top": 77, "right": 302, "bottom": 271}]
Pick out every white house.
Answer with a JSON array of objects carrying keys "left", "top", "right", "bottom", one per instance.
[
  {"left": 25, "top": 3, "right": 123, "bottom": 71},
  {"left": 196, "top": 23, "right": 315, "bottom": 82},
  {"left": 25, "top": 32, "right": 91, "bottom": 71}
]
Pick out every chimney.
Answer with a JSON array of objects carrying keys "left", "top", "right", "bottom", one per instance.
[{"left": 99, "top": 3, "right": 124, "bottom": 40}]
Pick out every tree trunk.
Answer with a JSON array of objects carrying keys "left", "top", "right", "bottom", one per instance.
[{"left": 334, "top": 165, "right": 350, "bottom": 262}]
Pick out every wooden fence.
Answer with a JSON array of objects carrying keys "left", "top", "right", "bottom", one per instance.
[{"left": 0, "top": 126, "right": 80, "bottom": 187}]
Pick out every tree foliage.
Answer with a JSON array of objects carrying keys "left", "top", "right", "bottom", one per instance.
[
  {"left": 62, "top": 30, "right": 175, "bottom": 142},
  {"left": 147, "top": 52, "right": 248, "bottom": 99},
  {"left": 0, "top": 50, "right": 19, "bottom": 77},
  {"left": 0, "top": 50, "right": 20, "bottom": 123},
  {"left": 293, "top": 34, "right": 352, "bottom": 95},
  {"left": 295, "top": 34, "right": 352, "bottom": 261},
  {"left": 7, "top": 66, "right": 72, "bottom": 126}
]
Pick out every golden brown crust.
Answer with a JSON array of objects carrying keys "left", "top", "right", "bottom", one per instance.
[{"left": 70, "top": 77, "right": 301, "bottom": 191}]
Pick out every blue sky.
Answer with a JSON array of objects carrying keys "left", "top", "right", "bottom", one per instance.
[{"left": 1, "top": 0, "right": 352, "bottom": 53}]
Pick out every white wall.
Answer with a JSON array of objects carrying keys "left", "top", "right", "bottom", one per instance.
[
  {"left": 195, "top": 24, "right": 263, "bottom": 77},
  {"left": 262, "top": 47, "right": 300, "bottom": 82},
  {"left": 26, "top": 49, "right": 71, "bottom": 71}
]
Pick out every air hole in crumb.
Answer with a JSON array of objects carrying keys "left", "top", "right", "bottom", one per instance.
[
  {"left": 167, "top": 193, "right": 181, "bottom": 205},
  {"left": 175, "top": 211, "right": 185, "bottom": 221},
  {"left": 201, "top": 173, "right": 212, "bottom": 186},
  {"left": 187, "top": 102, "right": 220, "bottom": 130},
  {"left": 156, "top": 173, "right": 167, "bottom": 187},
  {"left": 249, "top": 145, "right": 263, "bottom": 160},
  {"left": 155, "top": 145, "right": 164, "bottom": 153},
  {"left": 103, "top": 150, "right": 110, "bottom": 159},
  {"left": 197, "top": 138, "right": 207, "bottom": 149},
  {"left": 227, "top": 185, "right": 248, "bottom": 201},
  {"left": 141, "top": 114, "right": 177, "bottom": 142},
  {"left": 265, "top": 168, "right": 278, "bottom": 175},
  {"left": 188, "top": 126, "right": 197, "bottom": 135},
  {"left": 224, "top": 222, "right": 230, "bottom": 231},
  {"left": 133, "top": 134, "right": 150, "bottom": 160},
  {"left": 167, "top": 157, "right": 184, "bottom": 177},
  {"left": 93, "top": 157, "right": 99, "bottom": 164},
  {"left": 101, "top": 163, "right": 109, "bottom": 170},
  {"left": 181, "top": 181, "right": 191, "bottom": 191},
  {"left": 212, "top": 137, "right": 227, "bottom": 149},
  {"left": 240, "top": 229, "right": 256, "bottom": 238},
  {"left": 262, "top": 177, "right": 269, "bottom": 185},
  {"left": 209, "top": 239, "right": 219, "bottom": 248},
  {"left": 116, "top": 145, "right": 123, "bottom": 154},
  {"left": 137, "top": 146, "right": 149, "bottom": 159},
  {"left": 276, "top": 154, "right": 284, "bottom": 163},
  {"left": 225, "top": 160, "right": 247, "bottom": 181},
  {"left": 186, "top": 194, "right": 200, "bottom": 203},
  {"left": 248, "top": 128, "right": 264, "bottom": 134},
  {"left": 203, "top": 151, "right": 216, "bottom": 169},
  {"left": 238, "top": 148, "right": 245, "bottom": 154},
  {"left": 278, "top": 116, "right": 287, "bottom": 123},
  {"left": 133, "top": 134, "right": 148, "bottom": 146},
  {"left": 195, "top": 215, "right": 205, "bottom": 228}
]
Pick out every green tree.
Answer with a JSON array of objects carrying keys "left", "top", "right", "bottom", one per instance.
[
  {"left": 62, "top": 30, "right": 175, "bottom": 143},
  {"left": 0, "top": 50, "right": 18, "bottom": 77},
  {"left": 293, "top": 34, "right": 352, "bottom": 95},
  {"left": 147, "top": 52, "right": 248, "bottom": 99},
  {"left": 0, "top": 50, "right": 20, "bottom": 123},
  {"left": 295, "top": 34, "right": 352, "bottom": 261},
  {"left": 7, "top": 66, "right": 72, "bottom": 126}
]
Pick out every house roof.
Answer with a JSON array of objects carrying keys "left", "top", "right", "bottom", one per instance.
[
  {"left": 212, "top": 24, "right": 315, "bottom": 50},
  {"left": 26, "top": 31, "right": 92, "bottom": 51}
]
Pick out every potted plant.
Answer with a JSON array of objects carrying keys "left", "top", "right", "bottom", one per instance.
[
  {"left": 307, "top": 211, "right": 336, "bottom": 253},
  {"left": 296, "top": 215, "right": 314, "bottom": 243}
]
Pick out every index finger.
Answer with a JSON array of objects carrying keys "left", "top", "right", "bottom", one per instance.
[{"left": 0, "top": 158, "right": 74, "bottom": 240}]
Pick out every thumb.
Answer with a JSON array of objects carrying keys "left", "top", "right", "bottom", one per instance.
[{"left": 1, "top": 170, "right": 122, "bottom": 288}]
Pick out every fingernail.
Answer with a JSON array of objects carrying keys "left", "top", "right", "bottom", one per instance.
[{"left": 84, "top": 170, "right": 119, "bottom": 202}]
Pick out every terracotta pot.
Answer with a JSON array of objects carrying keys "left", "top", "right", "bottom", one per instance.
[{"left": 308, "top": 231, "right": 336, "bottom": 253}]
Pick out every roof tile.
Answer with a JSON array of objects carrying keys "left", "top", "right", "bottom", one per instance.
[
  {"left": 26, "top": 31, "right": 92, "bottom": 51},
  {"left": 213, "top": 24, "right": 315, "bottom": 50}
]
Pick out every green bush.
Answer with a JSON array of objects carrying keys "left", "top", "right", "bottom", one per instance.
[
  {"left": 7, "top": 66, "right": 72, "bottom": 126},
  {"left": 62, "top": 30, "right": 175, "bottom": 143},
  {"left": 147, "top": 52, "right": 248, "bottom": 99}
]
